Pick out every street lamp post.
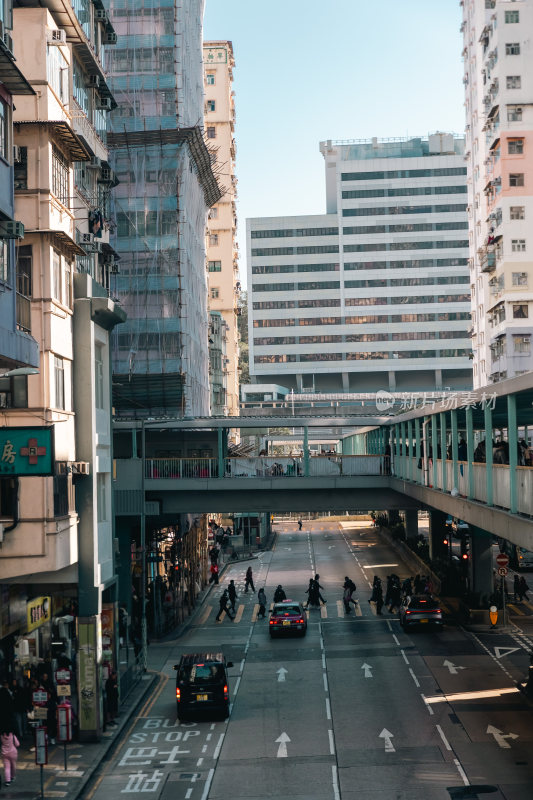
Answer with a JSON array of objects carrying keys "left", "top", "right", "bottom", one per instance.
[{"left": 140, "top": 421, "right": 147, "bottom": 672}]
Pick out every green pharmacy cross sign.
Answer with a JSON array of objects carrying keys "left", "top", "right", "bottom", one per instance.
[{"left": 0, "top": 427, "right": 54, "bottom": 476}]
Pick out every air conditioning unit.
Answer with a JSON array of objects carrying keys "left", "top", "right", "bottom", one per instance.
[
  {"left": 96, "top": 97, "right": 112, "bottom": 110},
  {"left": 13, "top": 146, "right": 22, "bottom": 163},
  {"left": 95, "top": 8, "right": 107, "bottom": 20},
  {"left": 104, "top": 32, "right": 118, "bottom": 45},
  {"left": 46, "top": 28, "right": 66, "bottom": 44},
  {"left": 100, "top": 167, "right": 112, "bottom": 182},
  {"left": 87, "top": 74, "right": 100, "bottom": 88},
  {"left": 3, "top": 32, "right": 13, "bottom": 54},
  {"left": 0, "top": 220, "right": 24, "bottom": 239},
  {"left": 81, "top": 233, "right": 93, "bottom": 244},
  {"left": 87, "top": 156, "right": 101, "bottom": 169}
]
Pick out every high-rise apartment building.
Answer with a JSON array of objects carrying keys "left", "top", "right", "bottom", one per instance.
[
  {"left": 204, "top": 41, "right": 239, "bottom": 415},
  {"left": 462, "top": 0, "right": 533, "bottom": 386},
  {"left": 247, "top": 135, "right": 472, "bottom": 393},
  {"left": 107, "top": 1, "right": 221, "bottom": 418}
]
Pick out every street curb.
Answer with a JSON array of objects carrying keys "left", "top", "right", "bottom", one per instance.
[{"left": 69, "top": 673, "right": 158, "bottom": 800}]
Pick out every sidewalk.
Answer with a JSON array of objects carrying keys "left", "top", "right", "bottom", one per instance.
[{"left": 3, "top": 673, "right": 158, "bottom": 800}]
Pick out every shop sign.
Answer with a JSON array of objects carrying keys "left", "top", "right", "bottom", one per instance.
[
  {"left": 0, "top": 427, "right": 53, "bottom": 476},
  {"left": 27, "top": 596, "right": 51, "bottom": 633}
]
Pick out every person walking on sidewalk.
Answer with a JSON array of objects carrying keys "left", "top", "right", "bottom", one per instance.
[
  {"left": 257, "top": 588, "right": 267, "bottom": 618},
  {"left": 514, "top": 574, "right": 520, "bottom": 602},
  {"left": 244, "top": 566, "right": 255, "bottom": 593},
  {"left": 105, "top": 670, "right": 119, "bottom": 727},
  {"left": 298, "top": 519, "right": 303, "bottom": 531},
  {"left": 1, "top": 728, "right": 19, "bottom": 787},
  {"left": 216, "top": 590, "right": 234, "bottom": 621},
  {"left": 228, "top": 580, "right": 237, "bottom": 612}
]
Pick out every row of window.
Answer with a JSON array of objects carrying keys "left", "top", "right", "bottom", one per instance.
[
  {"left": 342, "top": 203, "right": 467, "bottom": 217},
  {"left": 251, "top": 257, "right": 468, "bottom": 274},
  {"left": 342, "top": 185, "right": 467, "bottom": 200},
  {"left": 252, "top": 311, "right": 471, "bottom": 327},
  {"left": 116, "top": 211, "right": 177, "bottom": 237},
  {"left": 253, "top": 281, "right": 341, "bottom": 292},
  {"left": 344, "top": 240, "right": 468, "bottom": 253},
  {"left": 341, "top": 167, "right": 466, "bottom": 182},
  {"left": 253, "top": 330, "right": 468, "bottom": 346},
  {"left": 250, "top": 227, "right": 338, "bottom": 239},
  {"left": 252, "top": 276, "right": 468, "bottom": 293},
  {"left": 342, "top": 222, "right": 469, "bottom": 235},
  {"left": 345, "top": 293, "right": 470, "bottom": 306},
  {"left": 254, "top": 349, "right": 471, "bottom": 364},
  {"left": 251, "top": 245, "right": 339, "bottom": 257}
]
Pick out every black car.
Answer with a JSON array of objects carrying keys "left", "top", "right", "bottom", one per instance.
[
  {"left": 399, "top": 595, "right": 444, "bottom": 630},
  {"left": 174, "top": 652, "right": 233, "bottom": 720}
]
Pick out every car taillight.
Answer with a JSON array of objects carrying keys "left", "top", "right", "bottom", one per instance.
[
  {"left": 176, "top": 687, "right": 181, "bottom": 702},
  {"left": 405, "top": 610, "right": 411, "bottom": 615},
  {"left": 223, "top": 684, "right": 228, "bottom": 700},
  {"left": 298, "top": 618, "right": 305, "bottom": 624}
]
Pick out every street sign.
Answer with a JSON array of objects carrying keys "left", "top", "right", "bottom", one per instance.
[
  {"left": 57, "top": 704, "right": 73, "bottom": 743},
  {"left": 496, "top": 553, "right": 509, "bottom": 568},
  {"left": 57, "top": 684, "right": 71, "bottom": 696},
  {"left": 498, "top": 566, "right": 508, "bottom": 577},
  {"left": 33, "top": 708, "right": 48, "bottom": 720},
  {"left": 55, "top": 669, "right": 72, "bottom": 684},
  {"left": 35, "top": 727, "right": 48, "bottom": 765},
  {"left": 32, "top": 690, "right": 48, "bottom": 706}
]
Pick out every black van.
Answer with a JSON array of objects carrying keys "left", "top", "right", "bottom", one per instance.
[{"left": 174, "top": 652, "right": 233, "bottom": 721}]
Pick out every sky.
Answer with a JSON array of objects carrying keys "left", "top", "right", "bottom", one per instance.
[{"left": 203, "top": 0, "right": 465, "bottom": 287}]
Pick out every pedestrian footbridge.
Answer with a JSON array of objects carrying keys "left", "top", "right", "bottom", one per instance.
[{"left": 113, "top": 372, "right": 533, "bottom": 551}]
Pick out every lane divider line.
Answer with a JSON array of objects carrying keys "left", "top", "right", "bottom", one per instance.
[{"left": 436, "top": 724, "right": 451, "bottom": 751}]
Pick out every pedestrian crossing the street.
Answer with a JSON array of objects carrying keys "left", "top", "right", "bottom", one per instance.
[{"left": 199, "top": 598, "right": 368, "bottom": 624}]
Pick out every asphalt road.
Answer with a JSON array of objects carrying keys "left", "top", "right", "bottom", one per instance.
[{"left": 80, "top": 521, "right": 533, "bottom": 800}]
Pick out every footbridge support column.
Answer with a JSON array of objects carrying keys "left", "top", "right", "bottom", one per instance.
[
  {"left": 470, "top": 526, "right": 494, "bottom": 602},
  {"left": 404, "top": 509, "right": 418, "bottom": 539}
]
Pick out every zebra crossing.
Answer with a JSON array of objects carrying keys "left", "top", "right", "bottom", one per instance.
[{"left": 197, "top": 598, "right": 371, "bottom": 624}]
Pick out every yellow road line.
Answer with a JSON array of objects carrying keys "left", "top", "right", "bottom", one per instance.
[
  {"left": 234, "top": 604, "right": 244, "bottom": 623},
  {"left": 369, "top": 602, "right": 377, "bottom": 616},
  {"left": 522, "top": 600, "right": 533, "bottom": 613},
  {"left": 508, "top": 604, "right": 525, "bottom": 616},
  {"left": 320, "top": 605, "right": 328, "bottom": 619},
  {"left": 251, "top": 604, "right": 258, "bottom": 622},
  {"left": 198, "top": 605, "right": 212, "bottom": 625},
  {"left": 216, "top": 611, "right": 226, "bottom": 623},
  {"left": 336, "top": 600, "right": 344, "bottom": 617},
  {"left": 354, "top": 602, "right": 362, "bottom": 617}
]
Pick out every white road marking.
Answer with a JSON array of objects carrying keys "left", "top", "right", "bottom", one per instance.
[
  {"left": 332, "top": 765, "right": 341, "bottom": 800},
  {"left": 328, "top": 729, "right": 335, "bottom": 755},
  {"left": 233, "top": 676, "right": 241, "bottom": 694},
  {"left": 213, "top": 733, "right": 225, "bottom": 760},
  {"left": 494, "top": 646, "right": 520, "bottom": 659},
  {"left": 200, "top": 768, "right": 214, "bottom": 800},
  {"left": 454, "top": 758, "right": 470, "bottom": 786},
  {"left": 386, "top": 620, "right": 393, "bottom": 632},
  {"left": 275, "top": 732, "right": 290, "bottom": 758},
  {"left": 436, "top": 724, "right": 451, "bottom": 751},
  {"left": 206, "top": 734, "right": 212, "bottom": 741},
  {"left": 361, "top": 663, "right": 373, "bottom": 678},
  {"left": 323, "top": 672, "right": 329, "bottom": 692},
  {"left": 392, "top": 634, "right": 400, "bottom": 646},
  {"left": 486, "top": 725, "right": 519, "bottom": 749},
  {"left": 196, "top": 757, "right": 203, "bottom": 766},
  {"left": 277, "top": 667, "right": 288, "bottom": 682},
  {"left": 325, "top": 697, "right": 331, "bottom": 720},
  {"left": 322, "top": 653, "right": 326, "bottom": 669},
  {"left": 400, "top": 649, "right": 409, "bottom": 665},
  {"left": 443, "top": 660, "right": 466, "bottom": 674},
  {"left": 201, "top": 745, "right": 207, "bottom": 753},
  {"left": 409, "top": 668, "right": 420, "bottom": 688},
  {"left": 379, "top": 728, "right": 395, "bottom": 753},
  {"left": 185, "top": 789, "right": 193, "bottom": 799},
  {"left": 421, "top": 694, "right": 434, "bottom": 715}
]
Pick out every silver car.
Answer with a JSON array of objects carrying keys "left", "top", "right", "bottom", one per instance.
[{"left": 399, "top": 595, "right": 443, "bottom": 630}]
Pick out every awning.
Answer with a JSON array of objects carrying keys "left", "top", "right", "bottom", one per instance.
[
  {"left": 0, "top": 45, "right": 35, "bottom": 96},
  {"left": 13, "top": 120, "right": 90, "bottom": 161},
  {"left": 24, "top": 229, "right": 85, "bottom": 257}
]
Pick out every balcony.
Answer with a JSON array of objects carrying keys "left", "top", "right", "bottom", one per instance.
[{"left": 478, "top": 246, "right": 496, "bottom": 273}]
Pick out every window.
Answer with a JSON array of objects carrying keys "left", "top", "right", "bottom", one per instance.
[
  {"left": 208, "top": 260, "right": 221, "bottom": 272},
  {"left": 512, "top": 272, "right": 528, "bottom": 286},
  {"left": 209, "top": 233, "right": 219, "bottom": 246},
  {"left": 510, "top": 206, "right": 525, "bottom": 220},
  {"left": 207, "top": 126, "right": 216, "bottom": 139},
  {"left": 505, "top": 10, "right": 519, "bottom": 23},
  {"left": 505, "top": 43, "right": 520, "bottom": 55},
  {"left": 14, "top": 145, "right": 28, "bottom": 190},
  {"left": 97, "top": 474, "right": 107, "bottom": 522},
  {"left": 52, "top": 250, "right": 62, "bottom": 302},
  {"left": 508, "top": 139, "right": 524, "bottom": 154},
  {"left": 511, "top": 239, "right": 526, "bottom": 252},
  {"left": 16, "top": 245, "right": 32, "bottom": 333},
  {"left": 0, "top": 240, "right": 8, "bottom": 283},
  {"left": 53, "top": 355, "right": 65, "bottom": 409},
  {"left": 205, "top": 72, "right": 215, "bottom": 85},
  {"left": 514, "top": 335, "right": 530, "bottom": 354},
  {"left": 507, "top": 106, "right": 522, "bottom": 122},
  {"left": 0, "top": 98, "right": 8, "bottom": 160},
  {"left": 513, "top": 304, "right": 528, "bottom": 319},
  {"left": 95, "top": 344, "right": 104, "bottom": 409},
  {"left": 509, "top": 173, "right": 524, "bottom": 187},
  {"left": 251, "top": 227, "right": 338, "bottom": 238},
  {"left": 506, "top": 76, "right": 521, "bottom": 89},
  {"left": 208, "top": 207, "right": 218, "bottom": 219},
  {"left": 206, "top": 100, "right": 216, "bottom": 112},
  {"left": 0, "top": 375, "right": 28, "bottom": 409},
  {"left": 51, "top": 145, "right": 70, "bottom": 206},
  {"left": 210, "top": 287, "right": 219, "bottom": 299}
]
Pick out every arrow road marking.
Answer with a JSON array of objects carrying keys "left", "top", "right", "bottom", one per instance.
[
  {"left": 361, "top": 663, "right": 373, "bottom": 678},
  {"left": 487, "top": 725, "right": 518, "bottom": 749},
  {"left": 276, "top": 667, "right": 288, "bottom": 683},
  {"left": 379, "top": 728, "right": 395, "bottom": 753},
  {"left": 443, "top": 660, "right": 466, "bottom": 675},
  {"left": 275, "top": 732, "right": 290, "bottom": 758},
  {"left": 494, "top": 646, "right": 520, "bottom": 659}
]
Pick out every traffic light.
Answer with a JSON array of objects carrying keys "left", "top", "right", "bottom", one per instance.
[{"left": 460, "top": 536, "right": 469, "bottom": 558}]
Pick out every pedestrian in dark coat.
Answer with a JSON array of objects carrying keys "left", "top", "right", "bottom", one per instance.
[
  {"left": 228, "top": 579, "right": 237, "bottom": 612},
  {"left": 375, "top": 583, "right": 384, "bottom": 615},
  {"left": 245, "top": 566, "right": 255, "bottom": 593},
  {"left": 388, "top": 581, "right": 402, "bottom": 613},
  {"left": 105, "top": 670, "right": 119, "bottom": 725},
  {"left": 314, "top": 575, "right": 326, "bottom": 604},
  {"left": 216, "top": 590, "right": 234, "bottom": 621},
  {"left": 273, "top": 585, "right": 286, "bottom": 602},
  {"left": 518, "top": 576, "right": 530, "bottom": 601},
  {"left": 257, "top": 588, "right": 267, "bottom": 618},
  {"left": 514, "top": 574, "right": 520, "bottom": 602}
]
